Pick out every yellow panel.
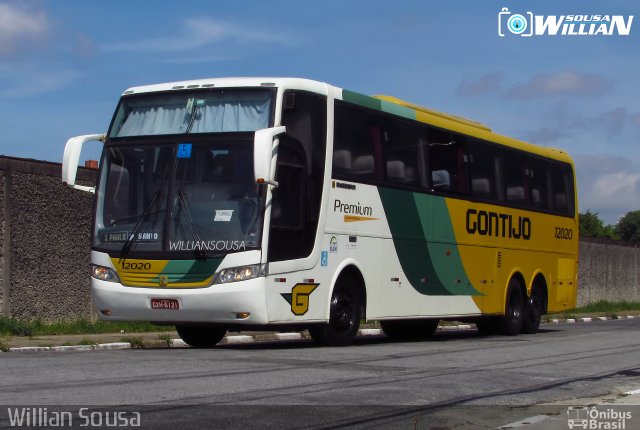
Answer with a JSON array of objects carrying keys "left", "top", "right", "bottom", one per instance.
[{"left": 557, "top": 258, "right": 575, "bottom": 279}]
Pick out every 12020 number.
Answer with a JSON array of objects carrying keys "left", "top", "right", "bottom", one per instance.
[
  {"left": 555, "top": 227, "right": 573, "bottom": 240},
  {"left": 120, "top": 262, "right": 152, "bottom": 271}
]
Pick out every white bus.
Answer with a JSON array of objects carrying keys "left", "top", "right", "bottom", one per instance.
[{"left": 63, "top": 77, "right": 578, "bottom": 347}]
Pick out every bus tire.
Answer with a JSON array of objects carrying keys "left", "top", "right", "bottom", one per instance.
[
  {"left": 308, "top": 279, "right": 362, "bottom": 346},
  {"left": 176, "top": 325, "right": 226, "bottom": 348},
  {"left": 499, "top": 278, "right": 524, "bottom": 336},
  {"left": 521, "top": 286, "right": 545, "bottom": 334},
  {"left": 381, "top": 319, "right": 439, "bottom": 340}
]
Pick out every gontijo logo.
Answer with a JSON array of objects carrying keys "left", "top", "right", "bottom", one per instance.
[{"left": 498, "top": 8, "right": 634, "bottom": 37}]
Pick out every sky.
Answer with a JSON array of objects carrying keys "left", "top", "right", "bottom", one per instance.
[{"left": 0, "top": 0, "right": 638, "bottom": 224}]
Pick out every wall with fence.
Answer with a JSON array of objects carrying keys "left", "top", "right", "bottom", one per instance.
[{"left": 1, "top": 156, "right": 96, "bottom": 322}]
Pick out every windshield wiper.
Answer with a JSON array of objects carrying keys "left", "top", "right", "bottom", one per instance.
[
  {"left": 120, "top": 191, "right": 162, "bottom": 262},
  {"left": 175, "top": 189, "right": 207, "bottom": 259}
]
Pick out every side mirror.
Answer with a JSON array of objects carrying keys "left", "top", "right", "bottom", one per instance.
[
  {"left": 62, "top": 133, "right": 106, "bottom": 193},
  {"left": 254, "top": 126, "right": 286, "bottom": 188}
]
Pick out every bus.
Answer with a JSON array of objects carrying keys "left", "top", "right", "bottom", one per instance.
[{"left": 62, "top": 77, "right": 578, "bottom": 347}]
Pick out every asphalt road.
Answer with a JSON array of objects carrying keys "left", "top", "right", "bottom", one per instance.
[{"left": 1, "top": 319, "right": 639, "bottom": 429}]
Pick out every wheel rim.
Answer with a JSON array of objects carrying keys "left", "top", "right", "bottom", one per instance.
[
  {"left": 330, "top": 290, "right": 355, "bottom": 333},
  {"left": 509, "top": 289, "right": 522, "bottom": 322},
  {"left": 528, "top": 292, "right": 542, "bottom": 323}
]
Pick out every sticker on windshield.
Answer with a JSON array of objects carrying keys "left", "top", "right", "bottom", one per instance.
[
  {"left": 177, "top": 143, "right": 192, "bottom": 159},
  {"left": 102, "top": 231, "right": 130, "bottom": 242},
  {"left": 214, "top": 210, "right": 234, "bottom": 222}
]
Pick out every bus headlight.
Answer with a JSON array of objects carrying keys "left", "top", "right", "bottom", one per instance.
[
  {"left": 214, "top": 264, "right": 267, "bottom": 284},
  {"left": 91, "top": 265, "right": 119, "bottom": 283}
]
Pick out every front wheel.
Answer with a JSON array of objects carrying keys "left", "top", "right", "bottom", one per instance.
[
  {"left": 309, "top": 280, "right": 362, "bottom": 346},
  {"left": 176, "top": 325, "right": 226, "bottom": 348}
]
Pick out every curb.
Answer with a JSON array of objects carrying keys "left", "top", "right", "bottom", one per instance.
[
  {"left": 543, "top": 314, "right": 640, "bottom": 324},
  {"left": 5, "top": 315, "right": 639, "bottom": 353},
  {"left": 9, "top": 342, "right": 131, "bottom": 353}
]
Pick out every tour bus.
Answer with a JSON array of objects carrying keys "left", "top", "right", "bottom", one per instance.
[{"left": 62, "top": 77, "right": 578, "bottom": 347}]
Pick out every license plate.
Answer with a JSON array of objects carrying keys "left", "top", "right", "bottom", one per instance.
[{"left": 150, "top": 298, "right": 180, "bottom": 310}]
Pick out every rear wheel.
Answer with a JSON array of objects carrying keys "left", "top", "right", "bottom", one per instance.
[
  {"left": 381, "top": 319, "right": 439, "bottom": 340},
  {"left": 309, "top": 279, "right": 362, "bottom": 346},
  {"left": 176, "top": 325, "right": 226, "bottom": 348},
  {"left": 498, "top": 279, "right": 524, "bottom": 336},
  {"left": 521, "top": 286, "right": 545, "bottom": 334}
]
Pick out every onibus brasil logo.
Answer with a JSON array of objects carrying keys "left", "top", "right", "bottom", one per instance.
[
  {"left": 567, "top": 406, "right": 632, "bottom": 429},
  {"left": 498, "top": 7, "right": 634, "bottom": 37}
]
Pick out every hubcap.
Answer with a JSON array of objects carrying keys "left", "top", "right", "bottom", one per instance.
[
  {"left": 330, "top": 291, "right": 355, "bottom": 333},
  {"left": 509, "top": 291, "right": 522, "bottom": 321},
  {"left": 529, "top": 294, "right": 542, "bottom": 322}
]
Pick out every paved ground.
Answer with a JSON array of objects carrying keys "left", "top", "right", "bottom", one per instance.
[{"left": 1, "top": 318, "right": 639, "bottom": 429}]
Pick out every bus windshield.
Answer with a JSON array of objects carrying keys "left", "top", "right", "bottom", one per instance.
[
  {"left": 94, "top": 139, "right": 264, "bottom": 256},
  {"left": 109, "top": 89, "right": 273, "bottom": 138}
]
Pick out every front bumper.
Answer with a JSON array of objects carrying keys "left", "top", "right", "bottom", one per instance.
[{"left": 92, "top": 277, "right": 269, "bottom": 324}]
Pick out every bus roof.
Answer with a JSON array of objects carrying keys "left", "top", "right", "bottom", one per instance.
[{"left": 120, "top": 77, "right": 573, "bottom": 165}]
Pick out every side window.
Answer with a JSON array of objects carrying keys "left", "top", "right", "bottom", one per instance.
[
  {"left": 529, "top": 158, "right": 551, "bottom": 210},
  {"left": 551, "top": 163, "right": 575, "bottom": 216},
  {"left": 333, "top": 102, "right": 382, "bottom": 181},
  {"left": 382, "top": 118, "right": 428, "bottom": 188},
  {"left": 503, "top": 151, "right": 528, "bottom": 205},
  {"left": 429, "top": 128, "right": 467, "bottom": 194},
  {"left": 467, "top": 139, "right": 498, "bottom": 200}
]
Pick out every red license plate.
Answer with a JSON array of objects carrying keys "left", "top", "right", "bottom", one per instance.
[{"left": 150, "top": 298, "right": 180, "bottom": 310}]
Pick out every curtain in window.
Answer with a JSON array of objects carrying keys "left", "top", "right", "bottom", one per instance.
[{"left": 115, "top": 93, "right": 271, "bottom": 137}]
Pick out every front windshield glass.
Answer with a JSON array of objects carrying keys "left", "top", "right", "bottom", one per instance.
[
  {"left": 94, "top": 139, "right": 263, "bottom": 256},
  {"left": 109, "top": 89, "right": 273, "bottom": 138}
]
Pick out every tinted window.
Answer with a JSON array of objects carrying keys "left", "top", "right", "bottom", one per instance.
[
  {"left": 429, "top": 128, "right": 467, "bottom": 194},
  {"left": 503, "top": 151, "right": 528, "bottom": 205},
  {"left": 468, "top": 140, "right": 499, "bottom": 200},
  {"left": 333, "top": 102, "right": 382, "bottom": 181},
  {"left": 382, "top": 119, "right": 428, "bottom": 187},
  {"left": 551, "top": 163, "right": 574, "bottom": 216}
]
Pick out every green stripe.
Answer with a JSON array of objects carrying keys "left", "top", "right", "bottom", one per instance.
[
  {"left": 378, "top": 188, "right": 480, "bottom": 296},
  {"left": 342, "top": 90, "right": 382, "bottom": 111},
  {"left": 342, "top": 90, "right": 418, "bottom": 121},
  {"left": 150, "top": 258, "right": 222, "bottom": 284}
]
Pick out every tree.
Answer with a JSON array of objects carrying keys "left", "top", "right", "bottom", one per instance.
[
  {"left": 579, "top": 210, "right": 605, "bottom": 237},
  {"left": 579, "top": 210, "right": 619, "bottom": 239},
  {"left": 614, "top": 210, "right": 640, "bottom": 242}
]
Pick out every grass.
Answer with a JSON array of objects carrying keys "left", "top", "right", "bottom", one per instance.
[
  {"left": 0, "top": 317, "right": 174, "bottom": 337},
  {"left": 0, "top": 338, "right": 9, "bottom": 352},
  {"left": 121, "top": 336, "right": 145, "bottom": 349},
  {"left": 572, "top": 300, "right": 640, "bottom": 314},
  {"left": 157, "top": 334, "right": 173, "bottom": 347},
  {"left": 548, "top": 300, "right": 640, "bottom": 320}
]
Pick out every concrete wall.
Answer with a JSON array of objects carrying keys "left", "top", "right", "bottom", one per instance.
[
  {"left": 0, "top": 155, "right": 639, "bottom": 322},
  {"left": 0, "top": 156, "right": 96, "bottom": 322},
  {"left": 578, "top": 237, "right": 640, "bottom": 307}
]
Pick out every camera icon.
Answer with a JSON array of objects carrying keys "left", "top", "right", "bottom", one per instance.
[{"left": 498, "top": 7, "right": 534, "bottom": 37}]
